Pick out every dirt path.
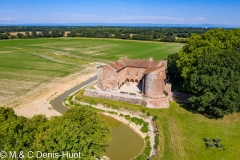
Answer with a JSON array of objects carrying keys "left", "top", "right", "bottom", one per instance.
[{"left": 13, "top": 66, "right": 96, "bottom": 118}]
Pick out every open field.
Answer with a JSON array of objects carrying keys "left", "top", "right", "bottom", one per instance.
[
  {"left": 75, "top": 91, "right": 240, "bottom": 160},
  {"left": 1, "top": 37, "right": 239, "bottom": 159},
  {"left": 0, "top": 38, "right": 183, "bottom": 109}
]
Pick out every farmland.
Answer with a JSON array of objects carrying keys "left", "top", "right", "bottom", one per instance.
[
  {"left": 0, "top": 38, "right": 184, "bottom": 108},
  {"left": 1, "top": 37, "right": 240, "bottom": 160}
]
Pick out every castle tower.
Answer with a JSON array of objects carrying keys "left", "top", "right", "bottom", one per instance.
[{"left": 144, "top": 66, "right": 166, "bottom": 98}]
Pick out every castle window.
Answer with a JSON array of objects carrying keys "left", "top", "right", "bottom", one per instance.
[
  {"left": 135, "top": 72, "right": 138, "bottom": 76},
  {"left": 127, "top": 71, "right": 129, "bottom": 75}
]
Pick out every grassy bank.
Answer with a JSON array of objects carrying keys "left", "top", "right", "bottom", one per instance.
[{"left": 76, "top": 90, "right": 240, "bottom": 160}]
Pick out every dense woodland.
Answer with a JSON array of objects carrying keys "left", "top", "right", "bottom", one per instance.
[
  {"left": 167, "top": 28, "right": 240, "bottom": 117},
  {"left": 0, "top": 26, "right": 211, "bottom": 42},
  {"left": 0, "top": 107, "right": 111, "bottom": 159}
]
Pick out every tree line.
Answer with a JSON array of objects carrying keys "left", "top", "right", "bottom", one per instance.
[
  {"left": 0, "top": 26, "right": 211, "bottom": 42},
  {"left": 167, "top": 28, "right": 240, "bottom": 117},
  {"left": 0, "top": 106, "right": 111, "bottom": 159}
]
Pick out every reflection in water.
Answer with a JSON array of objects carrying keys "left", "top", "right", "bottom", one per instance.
[
  {"left": 99, "top": 114, "right": 144, "bottom": 160},
  {"left": 100, "top": 114, "right": 121, "bottom": 128}
]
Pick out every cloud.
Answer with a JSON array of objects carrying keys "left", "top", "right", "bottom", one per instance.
[
  {"left": 0, "top": 18, "right": 15, "bottom": 21},
  {"left": 190, "top": 17, "right": 205, "bottom": 21},
  {"left": 108, "top": 16, "right": 185, "bottom": 23},
  {"left": 107, "top": 16, "right": 205, "bottom": 24}
]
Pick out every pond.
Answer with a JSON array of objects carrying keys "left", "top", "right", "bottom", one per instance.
[
  {"left": 100, "top": 114, "right": 144, "bottom": 160},
  {"left": 51, "top": 76, "right": 144, "bottom": 160}
]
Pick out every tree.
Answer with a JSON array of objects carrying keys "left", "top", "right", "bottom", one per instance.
[
  {"left": 0, "top": 108, "right": 48, "bottom": 154},
  {"left": 33, "top": 107, "right": 111, "bottom": 159},
  {"left": 25, "top": 31, "right": 31, "bottom": 38},
  {"left": 0, "top": 106, "right": 111, "bottom": 159},
  {"left": 32, "top": 30, "right": 38, "bottom": 37},
  {"left": 0, "top": 33, "right": 8, "bottom": 39},
  {"left": 17, "top": 33, "right": 24, "bottom": 38},
  {"left": 177, "top": 29, "right": 240, "bottom": 81},
  {"left": 167, "top": 28, "right": 240, "bottom": 116},
  {"left": 41, "top": 30, "right": 50, "bottom": 37},
  {"left": 188, "top": 51, "right": 240, "bottom": 117},
  {"left": 167, "top": 52, "right": 183, "bottom": 84}
]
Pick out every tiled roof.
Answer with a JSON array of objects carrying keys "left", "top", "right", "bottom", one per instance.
[
  {"left": 123, "top": 58, "right": 149, "bottom": 68},
  {"left": 143, "top": 65, "right": 165, "bottom": 74},
  {"left": 107, "top": 57, "right": 166, "bottom": 73},
  {"left": 109, "top": 62, "right": 123, "bottom": 70}
]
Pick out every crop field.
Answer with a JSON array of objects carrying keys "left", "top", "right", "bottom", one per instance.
[
  {"left": 0, "top": 38, "right": 183, "bottom": 107},
  {"left": 76, "top": 92, "right": 240, "bottom": 160}
]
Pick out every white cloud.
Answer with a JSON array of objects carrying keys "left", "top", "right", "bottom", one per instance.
[
  {"left": 107, "top": 16, "right": 205, "bottom": 24},
  {"left": 108, "top": 16, "right": 185, "bottom": 23},
  {"left": 0, "top": 18, "right": 15, "bottom": 21},
  {"left": 190, "top": 17, "right": 205, "bottom": 21}
]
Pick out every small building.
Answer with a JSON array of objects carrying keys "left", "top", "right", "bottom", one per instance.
[
  {"left": 97, "top": 57, "right": 167, "bottom": 97},
  {"left": 85, "top": 57, "right": 171, "bottom": 108}
]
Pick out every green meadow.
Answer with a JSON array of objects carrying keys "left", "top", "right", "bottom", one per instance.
[
  {"left": 76, "top": 91, "right": 240, "bottom": 160},
  {"left": 0, "top": 38, "right": 183, "bottom": 107},
  {"left": 1, "top": 37, "right": 240, "bottom": 159},
  {"left": 0, "top": 38, "right": 183, "bottom": 63}
]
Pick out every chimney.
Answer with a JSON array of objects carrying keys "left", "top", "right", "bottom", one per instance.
[{"left": 149, "top": 57, "right": 153, "bottom": 61}]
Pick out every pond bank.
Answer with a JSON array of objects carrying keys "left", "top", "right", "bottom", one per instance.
[{"left": 68, "top": 93, "right": 157, "bottom": 158}]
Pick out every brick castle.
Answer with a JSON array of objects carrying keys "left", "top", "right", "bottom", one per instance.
[{"left": 85, "top": 57, "right": 171, "bottom": 108}]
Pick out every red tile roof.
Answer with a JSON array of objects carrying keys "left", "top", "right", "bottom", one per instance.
[
  {"left": 106, "top": 57, "right": 167, "bottom": 74},
  {"left": 143, "top": 65, "right": 165, "bottom": 74}
]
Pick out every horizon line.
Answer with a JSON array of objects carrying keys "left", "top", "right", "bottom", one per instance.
[{"left": 0, "top": 23, "right": 239, "bottom": 28}]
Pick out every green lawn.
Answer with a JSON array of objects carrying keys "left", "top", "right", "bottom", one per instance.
[
  {"left": 154, "top": 103, "right": 240, "bottom": 160},
  {"left": 0, "top": 38, "right": 184, "bottom": 63},
  {"left": 75, "top": 91, "right": 240, "bottom": 160},
  {"left": 2, "top": 37, "right": 238, "bottom": 159},
  {"left": 0, "top": 38, "right": 183, "bottom": 107}
]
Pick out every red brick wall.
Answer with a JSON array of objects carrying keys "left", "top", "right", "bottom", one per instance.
[
  {"left": 145, "top": 68, "right": 166, "bottom": 98},
  {"left": 125, "top": 67, "right": 146, "bottom": 82},
  {"left": 98, "top": 64, "right": 167, "bottom": 98},
  {"left": 116, "top": 68, "right": 126, "bottom": 88},
  {"left": 98, "top": 65, "right": 116, "bottom": 90},
  {"left": 147, "top": 98, "right": 169, "bottom": 108}
]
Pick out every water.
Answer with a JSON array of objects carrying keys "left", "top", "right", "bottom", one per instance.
[
  {"left": 51, "top": 76, "right": 144, "bottom": 160},
  {"left": 51, "top": 76, "right": 97, "bottom": 113},
  {"left": 100, "top": 114, "right": 144, "bottom": 160}
]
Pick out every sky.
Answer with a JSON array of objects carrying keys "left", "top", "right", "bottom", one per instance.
[{"left": 0, "top": 0, "right": 240, "bottom": 26}]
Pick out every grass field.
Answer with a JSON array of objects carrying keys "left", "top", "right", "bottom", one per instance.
[
  {"left": 1, "top": 37, "right": 239, "bottom": 159},
  {"left": 0, "top": 38, "right": 183, "bottom": 107},
  {"left": 75, "top": 91, "right": 240, "bottom": 160}
]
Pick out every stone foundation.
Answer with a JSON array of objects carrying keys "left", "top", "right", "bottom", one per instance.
[
  {"left": 143, "top": 97, "right": 169, "bottom": 108},
  {"left": 84, "top": 84, "right": 171, "bottom": 108},
  {"left": 84, "top": 89, "right": 142, "bottom": 104}
]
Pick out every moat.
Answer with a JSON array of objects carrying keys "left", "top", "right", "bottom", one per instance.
[
  {"left": 100, "top": 114, "right": 144, "bottom": 160},
  {"left": 51, "top": 76, "right": 144, "bottom": 160}
]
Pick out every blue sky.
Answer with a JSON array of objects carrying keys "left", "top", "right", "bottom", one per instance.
[{"left": 0, "top": 0, "right": 240, "bottom": 26}]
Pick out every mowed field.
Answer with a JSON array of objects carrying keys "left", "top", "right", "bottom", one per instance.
[
  {"left": 76, "top": 91, "right": 240, "bottom": 160},
  {"left": 156, "top": 103, "right": 240, "bottom": 160},
  {"left": 0, "top": 38, "right": 184, "bottom": 107}
]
